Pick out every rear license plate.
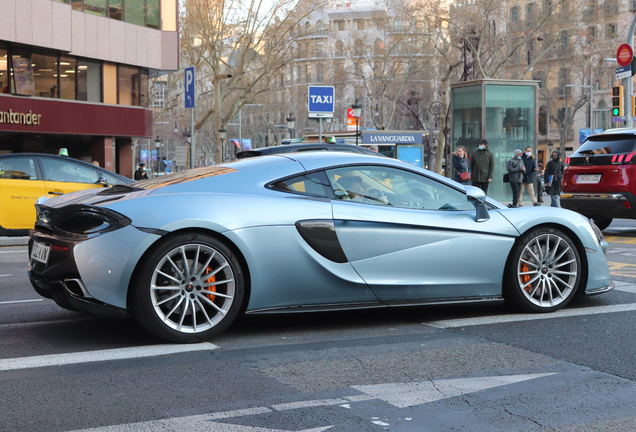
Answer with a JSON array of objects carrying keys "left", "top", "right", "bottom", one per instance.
[
  {"left": 31, "top": 242, "right": 51, "bottom": 265},
  {"left": 577, "top": 174, "right": 602, "bottom": 184}
]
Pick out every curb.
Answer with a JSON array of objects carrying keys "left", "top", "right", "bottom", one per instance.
[{"left": 0, "top": 237, "right": 29, "bottom": 247}]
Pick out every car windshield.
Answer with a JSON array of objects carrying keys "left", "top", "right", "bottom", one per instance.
[{"left": 575, "top": 134, "right": 636, "bottom": 155}]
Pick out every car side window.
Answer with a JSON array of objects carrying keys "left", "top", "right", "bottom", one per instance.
[
  {"left": 333, "top": 147, "right": 363, "bottom": 153},
  {"left": 41, "top": 158, "right": 100, "bottom": 184},
  {"left": 0, "top": 157, "right": 38, "bottom": 180},
  {"left": 271, "top": 171, "right": 333, "bottom": 198},
  {"left": 326, "top": 165, "right": 475, "bottom": 211},
  {"left": 100, "top": 171, "right": 127, "bottom": 185}
]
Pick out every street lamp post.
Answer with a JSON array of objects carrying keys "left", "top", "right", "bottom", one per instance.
[
  {"left": 351, "top": 99, "right": 363, "bottom": 145},
  {"left": 154, "top": 136, "right": 161, "bottom": 176},
  {"left": 219, "top": 125, "right": 227, "bottom": 162},
  {"left": 286, "top": 113, "right": 296, "bottom": 139}
]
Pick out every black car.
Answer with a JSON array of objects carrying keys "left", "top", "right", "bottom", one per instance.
[{"left": 237, "top": 143, "right": 382, "bottom": 159}]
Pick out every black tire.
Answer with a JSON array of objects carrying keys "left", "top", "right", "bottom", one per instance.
[
  {"left": 130, "top": 232, "right": 245, "bottom": 343},
  {"left": 504, "top": 227, "right": 581, "bottom": 313},
  {"left": 592, "top": 216, "right": 612, "bottom": 231}
]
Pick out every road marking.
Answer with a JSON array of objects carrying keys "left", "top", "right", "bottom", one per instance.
[
  {"left": 608, "top": 261, "right": 636, "bottom": 278},
  {"left": 353, "top": 373, "right": 555, "bottom": 408},
  {"left": 0, "top": 343, "right": 218, "bottom": 371},
  {"left": 0, "top": 250, "right": 27, "bottom": 254},
  {"left": 426, "top": 303, "right": 636, "bottom": 328},
  {"left": 69, "top": 373, "right": 556, "bottom": 431},
  {"left": 0, "top": 274, "right": 12, "bottom": 277},
  {"left": 0, "top": 299, "right": 43, "bottom": 305}
]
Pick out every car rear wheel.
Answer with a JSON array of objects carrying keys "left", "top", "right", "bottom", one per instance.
[
  {"left": 131, "top": 233, "right": 244, "bottom": 343},
  {"left": 505, "top": 227, "right": 581, "bottom": 313},
  {"left": 591, "top": 216, "right": 612, "bottom": 231}
]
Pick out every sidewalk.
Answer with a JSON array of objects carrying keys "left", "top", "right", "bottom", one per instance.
[{"left": 0, "top": 237, "right": 29, "bottom": 247}]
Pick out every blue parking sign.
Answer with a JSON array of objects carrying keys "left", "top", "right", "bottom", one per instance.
[
  {"left": 308, "top": 86, "right": 334, "bottom": 118},
  {"left": 185, "top": 67, "right": 195, "bottom": 109}
]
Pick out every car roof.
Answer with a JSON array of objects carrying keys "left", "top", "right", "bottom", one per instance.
[
  {"left": 237, "top": 143, "right": 379, "bottom": 157},
  {"left": 0, "top": 152, "right": 132, "bottom": 182}
]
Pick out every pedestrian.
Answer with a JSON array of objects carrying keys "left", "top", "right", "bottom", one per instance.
[
  {"left": 369, "top": 144, "right": 379, "bottom": 152},
  {"left": 506, "top": 149, "right": 525, "bottom": 208},
  {"left": 134, "top": 162, "right": 149, "bottom": 180},
  {"left": 545, "top": 149, "right": 564, "bottom": 207},
  {"left": 518, "top": 146, "right": 540, "bottom": 206},
  {"left": 470, "top": 138, "right": 495, "bottom": 194},
  {"left": 452, "top": 146, "right": 472, "bottom": 185},
  {"left": 536, "top": 159, "right": 545, "bottom": 203}
]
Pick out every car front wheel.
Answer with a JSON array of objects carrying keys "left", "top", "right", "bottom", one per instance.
[
  {"left": 505, "top": 227, "right": 581, "bottom": 313},
  {"left": 131, "top": 233, "right": 244, "bottom": 343}
]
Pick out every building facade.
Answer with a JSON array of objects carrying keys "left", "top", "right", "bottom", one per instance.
[{"left": 0, "top": 0, "right": 179, "bottom": 178}]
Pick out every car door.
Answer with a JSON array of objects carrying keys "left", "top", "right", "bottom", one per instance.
[
  {"left": 326, "top": 165, "right": 518, "bottom": 302},
  {"left": 0, "top": 156, "right": 46, "bottom": 230},
  {"left": 40, "top": 156, "right": 103, "bottom": 197}
]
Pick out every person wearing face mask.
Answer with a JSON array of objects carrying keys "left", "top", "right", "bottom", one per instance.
[
  {"left": 470, "top": 138, "right": 495, "bottom": 194},
  {"left": 518, "top": 146, "right": 540, "bottom": 207},
  {"left": 545, "top": 149, "right": 564, "bottom": 207},
  {"left": 506, "top": 149, "right": 525, "bottom": 208}
]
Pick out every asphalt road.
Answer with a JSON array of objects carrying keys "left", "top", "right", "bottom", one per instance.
[{"left": 2, "top": 220, "right": 636, "bottom": 431}]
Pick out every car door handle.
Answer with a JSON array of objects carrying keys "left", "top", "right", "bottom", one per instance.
[{"left": 48, "top": 191, "right": 63, "bottom": 195}]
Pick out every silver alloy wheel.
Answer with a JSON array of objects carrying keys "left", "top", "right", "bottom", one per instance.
[
  {"left": 150, "top": 243, "right": 236, "bottom": 334},
  {"left": 517, "top": 233, "right": 578, "bottom": 308}
]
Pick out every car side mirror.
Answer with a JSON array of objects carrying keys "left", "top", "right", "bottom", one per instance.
[
  {"left": 98, "top": 176, "right": 109, "bottom": 187},
  {"left": 465, "top": 185, "right": 490, "bottom": 222}
]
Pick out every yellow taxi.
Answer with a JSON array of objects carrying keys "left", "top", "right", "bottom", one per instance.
[{"left": 0, "top": 153, "right": 132, "bottom": 236}]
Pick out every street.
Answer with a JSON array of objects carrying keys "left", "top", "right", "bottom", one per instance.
[{"left": 2, "top": 220, "right": 636, "bottom": 431}]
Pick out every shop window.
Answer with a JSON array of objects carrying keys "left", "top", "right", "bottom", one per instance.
[
  {"left": 32, "top": 52, "right": 59, "bottom": 98},
  {"left": 125, "top": 0, "right": 146, "bottom": 26},
  {"left": 70, "top": 0, "right": 84, "bottom": 11},
  {"left": 103, "top": 62, "right": 117, "bottom": 104},
  {"left": 77, "top": 58, "right": 102, "bottom": 102},
  {"left": 118, "top": 65, "right": 140, "bottom": 106},
  {"left": 0, "top": 48, "right": 8, "bottom": 94},
  {"left": 11, "top": 49, "right": 36, "bottom": 96},
  {"left": 109, "top": 1, "right": 123, "bottom": 20},
  {"left": 60, "top": 56, "right": 77, "bottom": 100}
]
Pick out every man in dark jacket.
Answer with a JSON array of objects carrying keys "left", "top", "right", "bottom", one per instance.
[
  {"left": 545, "top": 149, "right": 564, "bottom": 207},
  {"left": 134, "top": 162, "right": 149, "bottom": 180},
  {"left": 518, "top": 146, "right": 539, "bottom": 206},
  {"left": 470, "top": 139, "right": 495, "bottom": 195}
]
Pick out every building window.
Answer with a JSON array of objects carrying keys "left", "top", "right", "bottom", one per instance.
[
  {"left": 0, "top": 47, "right": 7, "bottom": 93},
  {"left": 152, "top": 80, "right": 166, "bottom": 109},
  {"left": 305, "top": 64, "right": 311, "bottom": 82},
  {"left": 526, "top": 2, "right": 536, "bottom": 24},
  {"left": 538, "top": 105, "right": 548, "bottom": 135},
  {"left": 357, "top": 20, "right": 365, "bottom": 30},
  {"left": 354, "top": 40, "right": 364, "bottom": 57},
  {"left": 558, "top": 68, "right": 570, "bottom": 96},
  {"left": 374, "top": 39, "right": 384, "bottom": 56},
  {"left": 83, "top": 0, "right": 108, "bottom": 16},
  {"left": 337, "top": 21, "right": 345, "bottom": 31},
  {"left": 354, "top": 62, "right": 363, "bottom": 76},
  {"left": 557, "top": 30, "right": 569, "bottom": 55},
  {"left": 59, "top": 56, "right": 77, "bottom": 100},
  {"left": 146, "top": 0, "right": 160, "bottom": 29},
  {"left": 118, "top": 65, "right": 140, "bottom": 106},
  {"left": 335, "top": 41, "right": 345, "bottom": 57},
  {"left": 316, "top": 40, "right": 324, "bottom": 56},
  {"left": 335, "top": 63, "right": 345, "bottom": 81},
  {"left": 355, "top": 86, "right": 364, "bottom": 101},
  {"left": 510, "top": 6, "right": 520, "bottom": 22},
  {"left": 317, "top": 64, "right": 324, "bottom": 82},
  {"left": 109, "top": 1, "right": 123, "bottom": 20},
  {"left": 606, "top": 22, "right": 617, "bottom": 39},
  {"left": 586, "top": 26, "right": 596, "bottom": 45},
  {"left": 77, "top": 58, "right": 102, "bottom": 102}
]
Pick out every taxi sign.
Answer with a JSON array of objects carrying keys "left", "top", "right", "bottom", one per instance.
[{"left": 617, "top": 44, "right": 634, "bottom": 67}]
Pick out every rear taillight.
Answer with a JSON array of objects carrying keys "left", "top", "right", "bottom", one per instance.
[{"left": 610, "top": 153, "right": 636, "bottom": 164}]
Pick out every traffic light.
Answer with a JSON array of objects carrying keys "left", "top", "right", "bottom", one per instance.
[{"left": 612, "top": 86, "right": 624, "bottom": 117}]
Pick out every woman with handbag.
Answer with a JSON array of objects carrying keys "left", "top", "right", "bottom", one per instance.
[
  {"left": 506, "top": 149, "right": 525, "bottom": 208},
  {"left": 452, "top": 146, "right": 472, "bottom": 185}
]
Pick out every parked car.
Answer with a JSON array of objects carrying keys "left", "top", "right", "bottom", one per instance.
[
  {"left": 28, "top": 152, "right": 612, "bottom": 343},
  {"left": 237, "top": 142, "right": 381, "bottom": 158},
  {"left": 561, "top": 128, "right": 636, "bottom": 230},
  {"left": 0, "top": 153, "right": 132, "bottom": 236}
]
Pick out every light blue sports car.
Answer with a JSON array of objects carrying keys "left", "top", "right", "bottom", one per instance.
[{"left": 28, "top": 152, "right": 613, "bottom": 343}]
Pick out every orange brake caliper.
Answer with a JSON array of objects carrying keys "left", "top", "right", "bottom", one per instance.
[
  {"left": 205, "top": 265, "right": 217, "bottom": 301},
  {"left": 520, "top": 262, "right": 532, "bottom": 292}
]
